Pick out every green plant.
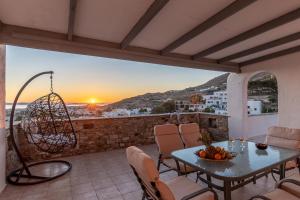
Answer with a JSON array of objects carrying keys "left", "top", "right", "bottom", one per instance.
[
  {"left": 200, "top": 129, "right": 212, "bottom": 147},
  {"left": 203, "top": 107, "right": 215, "bottom": 113},
  {"left": 151, "top": 100, "right": 175, "bottom": 114}
]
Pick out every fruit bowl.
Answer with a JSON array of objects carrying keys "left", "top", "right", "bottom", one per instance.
[
  {"left": 194, "top": 146, "right": 237, "bottom": 161},
  {"left": 255, "top": 143, "right": 268, "bottom": 150}
]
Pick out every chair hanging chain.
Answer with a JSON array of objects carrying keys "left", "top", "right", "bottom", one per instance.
[{"left": 50, "top": 73, "right": 53, "bottom": 93}]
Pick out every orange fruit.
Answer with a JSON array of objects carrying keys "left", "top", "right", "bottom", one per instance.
[
  {"left": 215, "top": 146, "right": 221, "bottom": 152},
  {"left": 199, "top": 150, "right": 207, "bottom": 158},
  {"left": 214, "top": 153, "right": 222, "bottom": 160},
  {"left": 221, "top": 152, "right": 226, "bottom": 159}
]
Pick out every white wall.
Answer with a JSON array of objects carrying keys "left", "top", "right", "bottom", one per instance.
[
  {"left": 228, "top": 51, "right": 300, "bottom": 138},
  {"left": 242, "top": 52, "right": 300, "bottom": 129},
  {"left": 244, "top": 114, "right": 278, "bottom": 138},
  {"left": 0, "top": 45, "right": 5, "bottom": 193}
]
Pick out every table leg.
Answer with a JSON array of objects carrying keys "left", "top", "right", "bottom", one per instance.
[
  {"left": 175, "top": 159, "right": 182, "bottom": 176},
  {"left": 279, "top": 163, "right": 286, "bottom": 180},
  {"left": 206, "top": 174, "right": 212, "bottom": 188},
  {"left": 224, "top": 180, "right": 232, "bottom": 200}
]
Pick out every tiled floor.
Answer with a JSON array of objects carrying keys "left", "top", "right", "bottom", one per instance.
[{"left": 0, "top": 144, "right": 298, "bottom": 200}]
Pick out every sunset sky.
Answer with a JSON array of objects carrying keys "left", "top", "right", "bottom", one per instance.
[{"left": 6, "top": 46, "right": 225, "bottom": 104}]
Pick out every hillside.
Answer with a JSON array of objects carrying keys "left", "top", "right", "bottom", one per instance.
[{"left": 107, "top": 73, "right": 230, "bottom": 110}]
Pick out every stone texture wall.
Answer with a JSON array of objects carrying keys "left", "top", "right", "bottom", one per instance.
[{"left": 6, "top": 113, "right": 228, "bottom": 172}]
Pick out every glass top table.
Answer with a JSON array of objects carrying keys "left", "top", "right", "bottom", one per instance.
[{"left": 171, "top": 141, "right": 300, "bottom": 200}]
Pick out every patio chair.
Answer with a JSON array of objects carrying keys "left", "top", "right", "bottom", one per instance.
[
  {"left": 279, "top": 173, "right": 300, "bottom": 198},
  {"left": 154, "top": 124, "right": 195, "bottom": 174},
  {"left": 179, "top": 123, "right": 203, "bottom": 148},
  {"left": 249, "top": 175, "right": 300, "bottom": 200},
  {"left": 126, "top": 146, "right": 218, "bottom": 200},
  {"left": 265, "top": 126, "right": 300, "bottom": 180}
]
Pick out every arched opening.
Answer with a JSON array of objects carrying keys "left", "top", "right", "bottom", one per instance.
[{"left": 247, "top": 72, "right": 278, "bottom": 115}]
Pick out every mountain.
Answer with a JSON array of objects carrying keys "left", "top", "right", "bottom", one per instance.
[{"left": 107, "top": 73, "right": 230, "bottom": 110}]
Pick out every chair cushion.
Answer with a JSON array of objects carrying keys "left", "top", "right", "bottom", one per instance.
[
  {"left": 127, "top": 146, "right": 160, "bottom": 199},
  {"left": 285, "top": 160, "right": 298, "bottom": 170},
  {"left": 126, "top": 146, "right": 143, "bottom": 166},
  {"left": 274, "top": 160, "right": 298, "bottom": 171},
  {"left": 154, "top": 124, "right": 184, "bottom": 158},
  {"left": 166, "top": 176, "right": 215, "bottom": 200},
  {"left": 136, "top": 152, "right": 159, "bottom": 183},
  {"left": 266, "top": 126, "right": 300, "bottom": 149},
  {"left": 280, "top": 174, "right": 300, "bottom": 198},
  {"left": 156, "top": 179, "right": 175, "bottom": 200},
  {"left": 179, "top": 123, "right": 203, "bottom": 148},
  {"left": 263, "top": 188, "right": 299, "bottom": 200},
  {"left": 163, "top": 158, "right": 196, "bottom": 173}
]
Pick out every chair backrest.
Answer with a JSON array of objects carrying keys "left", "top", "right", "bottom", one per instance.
[
  {"left": 126, "top": 146, "right": 175, "bottom": 200},
  {"left": 179, "top": 123, "right": 203, "bottom": 148},
  {"left": 154, "top": 124, "right": 184, "bottom": 158},
  {"left": 266, "top": 126, "right": 300, "bottom": 150}
]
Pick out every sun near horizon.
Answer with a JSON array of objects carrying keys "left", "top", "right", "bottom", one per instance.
[{"left": 87, "top": 98, "right": 99, "bottom": 104}]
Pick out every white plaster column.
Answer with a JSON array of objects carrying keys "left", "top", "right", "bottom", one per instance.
[
  {"left": 0, "top": 45, "right": 6, "bottom": 192},
  {"left": 227, "top": 73, "right": 247, "bottom": 138}
]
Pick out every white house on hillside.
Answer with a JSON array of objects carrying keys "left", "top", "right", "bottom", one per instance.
[{"left": 247, "top": 100, "right": 262, "bottom": 115}]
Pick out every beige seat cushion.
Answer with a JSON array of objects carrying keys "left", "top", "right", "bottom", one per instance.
[
  {"left": 262, "top": 188, "right": 299, "bottom": 200},
  {"left": 154, "top": 124, "right": 184, "bottom": 158},
  {"left": 126, "top": 146, "right": 143, "bottom": 166},
  {"left": 274, "top": 160, "right": 298, "bottom": 171},
  {"left": 166, "top": 176, "right": 215, "bottom": 200},
  {"left": 163, "top": 158, "right": 196, "bottom": 173},
  {"left": 179, "top": 123, "right": 203, "bottom": 148},
  {"left": 266, "top": 126, "right": 300, "bottom": 150},
  {"left": 280, "top": 174, "right": 300, "bottom": 198},
  {"left": 285, "top": 160, "right": 298, "bottom": 170},
  {"left": 127, "top": 147, "right": 161, "bottom": 199}
]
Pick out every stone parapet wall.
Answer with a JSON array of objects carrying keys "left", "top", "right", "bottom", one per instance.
[{"left": 6, "top": 113, "right": 228, "bottom": 171}]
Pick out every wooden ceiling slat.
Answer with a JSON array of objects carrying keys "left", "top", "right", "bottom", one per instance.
[
  {"left": 240, "top": 45, "right": 300, "bottom": 66},
  {"left": 161, "top": 0, "right": 256, "bottom": 54},
  {"left": 67, "top": 0, "right": 78, "bottom": 41},
  {"left": 193, "top": 7, "right": 300, "bottom": 59},
  {"left": 120, "top": 0, "right": 169, "bottom": 49},
  {"left": 219, "top": 32, "right": 300, "bottom": 63},
  {"left": 0, "top": 23, "right": 240, "bottom": 73}
]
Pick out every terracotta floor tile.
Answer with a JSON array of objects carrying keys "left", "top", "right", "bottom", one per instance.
[
  {"left": 116, "top": 181, "right": 140, "bottom": 194},
  {"left": 71, "top": 182, "right": 94, "bottom": 195},
  {"left": 72, "top": 190, "right": 98, "bottom": 200},
  {"left": 92, "top": 177, "right": 114, "bottom": 190},
  {"left": 96, "top": 185, "right": 121, "bottom": 199}
]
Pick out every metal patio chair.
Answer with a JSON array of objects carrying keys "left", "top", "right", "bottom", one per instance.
[
  {"left": 126, "top": 146, "right": 218, "bottom": 200},
  {"left": 265, "top": 126, "right": 300, "bottom": 181},
  {"left": 154, "top": 124, "right": 195, "bottom": 175},
  {"left": 179, "top": 123, "right": 203, "bottom": 148},
  {"left": 249, "top": 175, "right": 300, "bottom": 200}
]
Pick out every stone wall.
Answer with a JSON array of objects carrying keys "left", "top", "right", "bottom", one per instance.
[{"left": 6, "top": 113, "right": 228, "bottom": 172}]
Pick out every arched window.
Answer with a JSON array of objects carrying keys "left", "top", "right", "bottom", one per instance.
[{"left": 247, "top": 72, "right": 278, "bottom": 115}]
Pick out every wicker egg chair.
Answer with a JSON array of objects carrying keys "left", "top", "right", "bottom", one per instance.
[{"left": 7, "top": 71, "right": 77, "bottom": 185}]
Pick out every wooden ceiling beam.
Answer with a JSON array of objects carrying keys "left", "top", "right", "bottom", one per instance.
[
  {"left": 219, "top": 32, "right": 300, "bottom": 63},
  {"left": 240, "top": 45, "right": 300, "bottom": 66},
  {"left": 67, "top": 0, "right": 78, "bottom": 41},
  {"left": 193, "top": 7, "right": 300, "bottom": 59},
  {"left": 161, "top": 0, "right": 256, "bottom": 54},
  {"left": 120, "top": 0, "right": 169, "bottom": 49},
  {"left": 0, "top": 23, "right": 240, "bottom": 73}
]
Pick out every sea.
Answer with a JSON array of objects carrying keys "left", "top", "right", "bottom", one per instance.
[{"left": 5, "top": 103, "right": 107, "bottom": 110}]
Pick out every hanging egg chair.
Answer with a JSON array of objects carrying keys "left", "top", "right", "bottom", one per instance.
[{"left": 7, "top": 71, "right": 77, "bottom": 185}]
